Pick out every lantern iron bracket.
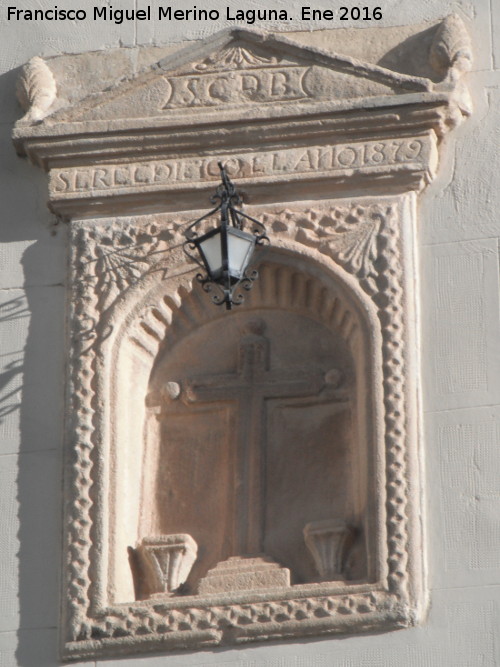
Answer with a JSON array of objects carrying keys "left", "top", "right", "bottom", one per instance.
[{"left": 183, "top": 162, "right": 269, "bottom": 310}]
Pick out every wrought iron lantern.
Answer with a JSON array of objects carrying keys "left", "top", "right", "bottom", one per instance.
[{"left": 183, "top": 162, "right": 269, "bottom": 310}]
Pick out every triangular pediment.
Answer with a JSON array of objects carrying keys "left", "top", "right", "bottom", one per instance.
[{"left": 45, "top": 28, "right": 433, "bottom": 125}]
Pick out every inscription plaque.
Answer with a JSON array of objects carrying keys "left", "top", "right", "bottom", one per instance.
[{"left": 50, "top": 136, "right": 433, "bottom": 197}]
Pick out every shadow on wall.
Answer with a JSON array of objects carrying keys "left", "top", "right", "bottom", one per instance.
[
  {"left": 377, "top": 24, "right": 439, "bottom": 81},
  {"left": 0, "top": 72, "right": 57, "bottom": 247},
  {"left": 0, "top": 67, "right": 67, "bottom": 662},
  {"left": 14, "top": 253, "right": 66, "bottom": 666},
  {"left": 0, "top": 296, "right": 26, "bottom": 422}
]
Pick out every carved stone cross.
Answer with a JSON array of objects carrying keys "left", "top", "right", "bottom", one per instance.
[{"left": 179, "top": 319, "right": 342, "bottom": 556}]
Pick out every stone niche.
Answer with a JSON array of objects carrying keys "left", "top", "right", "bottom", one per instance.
[{"left": 13, "top": 17, "right": 471, "bottom": 660}]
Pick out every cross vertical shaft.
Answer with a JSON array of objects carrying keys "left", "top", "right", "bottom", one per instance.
[{"left": 184, "top": 320, "right": 326, "bottom": 555}]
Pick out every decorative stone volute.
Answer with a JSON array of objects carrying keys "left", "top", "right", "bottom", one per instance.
[{"left": 12, "top": 19, "right": 471, "bottom": 661}]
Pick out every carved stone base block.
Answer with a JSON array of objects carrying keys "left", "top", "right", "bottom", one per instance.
[
  {"left": 304, "top": 520, "right": 356, "bottom": 581},
  {"left": 198, "top": 556, "right": 291, "bottom": 594},
  {"left": 137, "top": 534, "right": 197, "bottom": 595}
]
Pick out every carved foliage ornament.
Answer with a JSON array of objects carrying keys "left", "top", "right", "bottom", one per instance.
[{"left": 16, "top": 56, "right": 56, "bottom": 123}]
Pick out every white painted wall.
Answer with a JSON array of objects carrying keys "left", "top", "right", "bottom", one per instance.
[{"left": 0, "top": 1, "right": 499, "bottom": 665}]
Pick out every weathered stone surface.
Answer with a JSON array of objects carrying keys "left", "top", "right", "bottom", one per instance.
[{"left": 11, "top": 19, "right": 471, "bottom": 661}]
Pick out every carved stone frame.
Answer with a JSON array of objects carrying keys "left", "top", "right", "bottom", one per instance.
[{"left": 12, "top": 21, "right": 471, "bottom": 660}]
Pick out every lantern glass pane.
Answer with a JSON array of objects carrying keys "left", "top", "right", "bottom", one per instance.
[
  {"left": 227, "top": 229, "right": 255, "bottom": 278},
  {"left": 199, "top": 231, "right": 222, "bottom": 276}
]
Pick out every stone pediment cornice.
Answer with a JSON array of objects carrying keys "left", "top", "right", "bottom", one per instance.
[
  {"left": 36, "top": 28, "right": 433, "bottom": 124},
  {"left": 12, "top": 18, "right": 471, "bottom": 218}
]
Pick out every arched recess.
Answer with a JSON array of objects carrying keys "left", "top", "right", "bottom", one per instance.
[{"left": 103, "top": 246, "right": 384, "bottom": 604}]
